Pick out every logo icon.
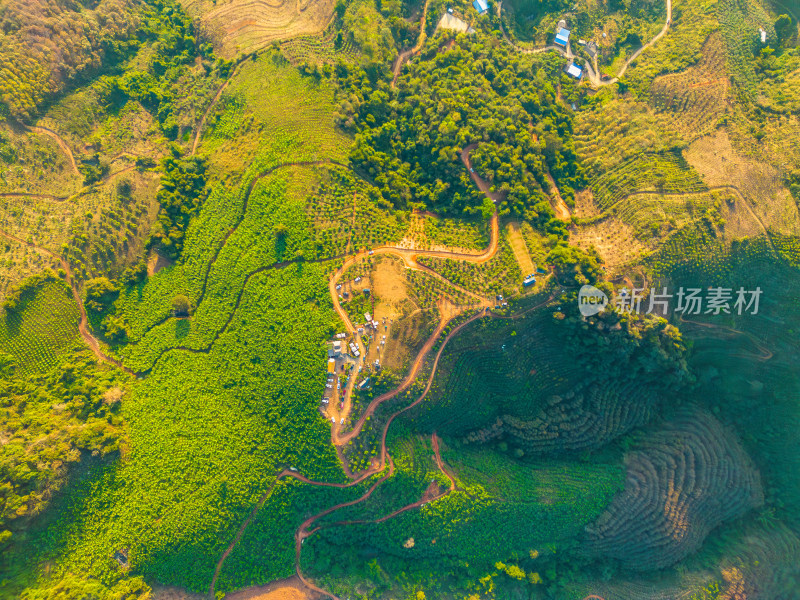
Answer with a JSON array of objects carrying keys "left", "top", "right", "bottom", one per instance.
[{"left": 578, "top": 285, "right": 609, "bottom": 316}]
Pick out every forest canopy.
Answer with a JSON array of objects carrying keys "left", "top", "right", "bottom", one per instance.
[{"left": 338, "top": 33, "right": 585, "bottom": 229}]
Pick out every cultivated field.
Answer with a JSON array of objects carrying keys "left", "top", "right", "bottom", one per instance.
[{"left": 182, "top": 0, "right": 338, "bottom": 58}]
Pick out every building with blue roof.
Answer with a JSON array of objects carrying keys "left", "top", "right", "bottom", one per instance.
[
  {"left": 565, "top": 63, "right": 583, "bottom": 79},
  {"left": 555, "top": 27, "right": 570, "bottom": 47},
  {"left": 473, "top": 0, "right": 488, "bottom": 14}
]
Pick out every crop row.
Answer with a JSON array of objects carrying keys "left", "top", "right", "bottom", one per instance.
[
  {"left": 307, "top": 167, "right": 407, "bottom": 256},
  {"left": 0, "top": 279, "right": 81, "bottom": 375},
  {"left": 583, "top": 408, "right": 763, "bottom": 571},
  {"left": 405, "top": 269, "right": 479, "bottom": 311},
  {"left": 649, "top": 33, "right": 729, "bottom": 141},
  {"left": 281, "top": 33, "right": 360, "bottom": 66},
  {"left": 589, "top": 151, "right": 708, "bottom": 211},
  {"left": 417, "top": 237, "right": 522, "bottom": 297},
  {"left": 463, "top": 381, "right": 661, "bottom": 455}
]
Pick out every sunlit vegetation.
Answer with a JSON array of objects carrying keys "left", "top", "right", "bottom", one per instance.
[
  {"left": 718, "top": 0, "right": 775, "bottom": 101},
  {"left": 216, "top": 474, "right": 382, "bottom": 590},
  {"left": 148, "top": 154, "right": 209, "bottom": 260},
  {"left": 418, "top": 237, "right": 522, "bottom": 296},
  {"left": 303, "top": 435, "right": 624, "bottom": 598},
  {"left": 0, "top": 351, "right": 128, "bottom": 558},
  {"left": 0, "top": 0, "right": 140, "bottom": 120},
  {"left": 0, "top": 276, "right": 81, "bottom": 375}
]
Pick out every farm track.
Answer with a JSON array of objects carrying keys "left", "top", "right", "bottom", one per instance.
[
  {"left": 192, "top": 60, "right": 247, "bottom": 156},
  {"left": 0, "top": 192, "right": 69, "bottom": 201},
  {"left": 391, "top": 0, "right": 431, "bottom": 87},
  {"left": 319, "top": 434, "right": 457, "bottom": 530},
  {"left": 27, "top": 125, "right": 80, "bottom": 176},
  {"left": 678, "top": 314, "right": 773, "bottom": 361}
]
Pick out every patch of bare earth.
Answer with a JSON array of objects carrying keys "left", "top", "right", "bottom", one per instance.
[
  {"left": 546, "top": 172, "right": 571, "bottom": 220},
  {"left": 151, "top": 586, "right": 205, "bottom": 600},
  {"left": 570, "top": 218, "right": 648, "bottom": 276},
  {"left": 147, "top": 251, "right": 174, "bottom": 276},
  {"left": 506, "top": 222, "right": 535, "bottom": 275},
  {"left": 684, "top": 129, "right": 800, "bottom": 235},
  {"left": 573, "top": 189, "right": 602, "bottom": 219},
  {"left": 153, "top": 577, "right": 318, "bottom": 600},
  {"left": 181, "top": 0, "right": 337, "bottom": 58},
  {"left": 224, "top": 577, "right": 319, "bottom": 600},
  {"left": 367, "top": 257, "right": 411, "bottom": 366}
]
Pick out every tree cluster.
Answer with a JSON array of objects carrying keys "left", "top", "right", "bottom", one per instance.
[
  {"left": 0, "top": 0, "right": 141, "bottom": 120},
  {"left": 0, "top": 352, "right": 127, "bottom": 554},
  {"left": 148, "top": 153, "right": 208, "bottom": 260},
  {"left": 336, "top": 32, "right": 585, "bottom": 232}
]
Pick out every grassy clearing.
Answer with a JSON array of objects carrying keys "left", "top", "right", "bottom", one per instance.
[
  {"left": 414, "top": 213, "right": 490, "bottom": 251},
  {"left": 202, "top": 52, "right": 351, "bottom": 172}
]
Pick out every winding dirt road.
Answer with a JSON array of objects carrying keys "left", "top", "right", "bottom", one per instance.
[
  {"left": 391, "top": 0, "right": 431, "bottom": 87},
  {"left": 27, "top": 125, "right": 80, "bottom": 176},
  {"left": 192, "top": 60, "right": 247, "bottom": 156}
]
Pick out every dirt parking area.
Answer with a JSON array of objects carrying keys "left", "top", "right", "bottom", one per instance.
[{"left": 153, "top": 577, "right": 319, "bottom": 600}]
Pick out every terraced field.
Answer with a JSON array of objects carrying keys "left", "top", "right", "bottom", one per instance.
[
  {"left": 589, "top": 152, "right": 708, "bottom": 212},
  {"left": 182, "top": 0, "right": 338, "bottom": 58},
  {"left": 650, "top": 33, "right": 730, "bottom": 141},
  {"left": 583, "top": 408, "right": 763, "bottom": 571},
  {"left": 280, "top": 32, "right": 361, "bottom": 65}
]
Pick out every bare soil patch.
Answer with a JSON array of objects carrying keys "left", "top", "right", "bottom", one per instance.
[
  {"left": 684, "top": 130, "right": 800, "bottom": 236},
  {"left": 506, "top": 222, "right": 535, "bottom": 275},
  {"left": 225, "top": 576, "right": 319, "bottom": 600},
  {"left": 182, "top": 0, "right": 337, "bottom": 58},
  {"left": 148, "top": 251, "right": 174, "bottom": 276},
  {"left": 570, "top": 218, "right": 648, "bottom": 275},
  {"left": 153, "top": 577, "right": 318, "bottom": 600},
  {"left": 573, "top": 189, "right": 601, "bottom": 219}
]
